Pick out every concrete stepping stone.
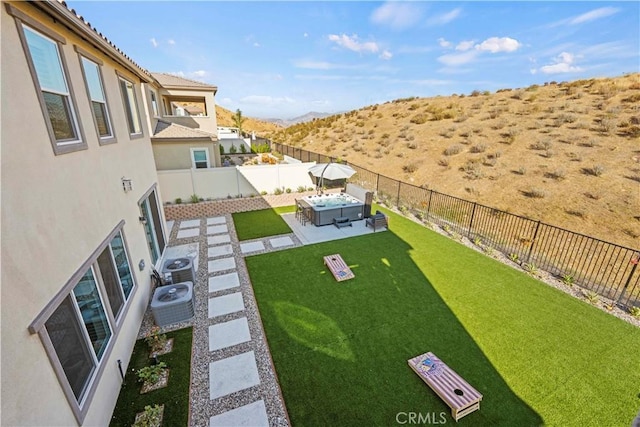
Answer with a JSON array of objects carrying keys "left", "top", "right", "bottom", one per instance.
[
  {"left": 209, "top": 317, "right": 251, "bottom": 351},
  {"left": 208, "top": 257, "right": 236, "bottom": 273},
  {"left": 208, "top": 292, "right": 245, "bottom": 318},
  {"left": 207, "top": 224, "right": 228, "bottom": 235},
  {"left": 166, "top": 220, "right": 174, "bottom": 233},
  {"left": 209, "top": 351, "right": 260, "bottom": 400},
  {"left": 209, "top": 400, "right": 268, "bottom": 427},
  {"left": 208, "top": 244, "right": 233, "bottom": 258},
  {"left": 177, "top": 228, "right": 200, "bottom": 239},
  {"left": 208, "top": 234, "right": 231, "bottom": 245},
  {"left": 270, "top": 236, "right": 294, "bottom": 248},
  {"left": 209, "top": 272, "right": 240, "bottom": 293},
  {"left": 240, "top": 241, "right": 265, "bottom": 254},
  {"left": 207, "top": 216, "right": 226, "bottom": 225},
  {"left": 180, "top": 219, "right": 201, "bottom": 229}
]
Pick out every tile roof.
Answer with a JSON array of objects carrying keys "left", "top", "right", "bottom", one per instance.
[
  {"left": 152, "top": 73, "right": 217, "bottom": 90},
  {"left": 153, "top": 120, "right": 218, "bottom": 140},
  {"left": 46, "top": 1, "right": 153, "bottom": 81}
]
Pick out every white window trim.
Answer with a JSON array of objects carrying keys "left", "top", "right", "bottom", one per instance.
[{"left": 190, "top": 147, "right": 211, "bottom": 169}]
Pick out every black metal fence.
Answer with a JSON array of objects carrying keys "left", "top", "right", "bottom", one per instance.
[{"left": 273, "top": 142, "right": 640, "bottom": 310}]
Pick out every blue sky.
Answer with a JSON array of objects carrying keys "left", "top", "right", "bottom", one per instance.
[{"left": 67, "top": 1, "right": 639, "bottom": 119}]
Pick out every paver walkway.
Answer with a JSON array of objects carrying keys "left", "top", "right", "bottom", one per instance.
[{"left": 159, "top": 215, "right": 298, "bottom": 426}]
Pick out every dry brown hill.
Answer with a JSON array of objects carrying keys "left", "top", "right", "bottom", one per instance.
[
  {"left": 216, "top": 105, "right": 282, "bottom": 134},
  {"left": 269, "top": 73, "right": 640, "bottom": 249}
]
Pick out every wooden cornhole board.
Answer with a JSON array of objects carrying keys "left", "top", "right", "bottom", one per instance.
[
  {"left": 323, "top": 254, "right": 355, "bottom": 282},
  {"left": 408, "top": 352, "right": 483, "bottom": 421}
]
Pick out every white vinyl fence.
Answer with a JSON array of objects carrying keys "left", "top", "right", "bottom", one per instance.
[{"left": 157, "top": 162, "right": 316, "bottom": 202}]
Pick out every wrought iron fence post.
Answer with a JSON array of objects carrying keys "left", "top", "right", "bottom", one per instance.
[
  {"left": 468, "top": 202, "right": 477, "bottom": 238},
  {"left": 375, "top": 173, "right": 380, "bottom": 194},
  {"left": 616, "top": 258, "right": 638, "bottom": 307},
  {"left": 426, "top": 190, "right": 433, "bottom": 221},
  {"left": 526, "top": 220, "right": 542, "bottom": 263},
  {"left": 396, "top": 181, "right": 401, "bottom": 208}
]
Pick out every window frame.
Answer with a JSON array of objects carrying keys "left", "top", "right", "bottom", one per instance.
[
  {"left": 8, "top": 4, "right": 87, "bottom": 155},
  {"left": 138, "top": 185, "right": 166, "bottom": 267},
  {"left": 116, "top": 72, "right": 144, "bottom": 139},
  {"left": 28, "top": 221, "right": 137, "bottom": 423},
  {"left": 75, "top": 46, "right": 116, "bottom": 145},
  {"left": 150, "top": 90, "right": 160, "bottom": 117},
  {"left": 190, "top": 147, "right": 211, "bottom": 169}
]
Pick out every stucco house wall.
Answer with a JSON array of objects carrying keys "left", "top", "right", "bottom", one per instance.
[
  {"left": 152, "top": 139, "right": 218, "bottom": 170},
  {"left": 1, "top": 2, "right": 166, "bottom": 425}
]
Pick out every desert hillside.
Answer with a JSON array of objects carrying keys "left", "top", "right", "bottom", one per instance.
[
  {"left": 216, "top": 105, "right": 282, "bottom": 134},
  {"left": 268, "top": 74, "right": 640, "bottom": 249}
]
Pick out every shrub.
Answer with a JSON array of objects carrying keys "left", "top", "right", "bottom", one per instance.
[
  {"left": 410, "top": 113, "right": 428, "bottom": 124},
  {"left": 438, "top": 158, "right": 450, "bottom": 167},
  {"left": 273, "top": 187, "right": 283, "bottom": 195},
  {"left": 561, "top": 273, "right": 575, "bottom": 286},
  {"left": 297, "top": 186, "right": 307, "bottom": 193},
  {"left": 443, "top": 144, "right": 463, "bottom": 156},
  {"left": 175, "top": 198, "right": 182, "bottom": 204},
  {"left": 630, "top": 306, "right": 640, "bottom": 318},
  {"left": 219, "top": 145, "right": 225, "bottom": 155},
  {"left": 523, "top": 262, "right": 538, "bottom": 275},
  {"left": 137, "top": 362, "right": 167, "bottom": 384},
  {"left": 403, "top": 162, "right": 419, "bottom": 173},
  {"left": 524, "top": 188, "right": 546, "bottom": 198},
  {"left": 547, "top": 168, "right": 566, "bottom": 180},
  {"left": 144, "top": 326, "right": 168, "bottom": 354},
  {"left": 285, "top": 188, "right": 292, "bottom": 194},
  {"left": 508, "top": 253, "right": 519, "bottom": 262},
  {"left": 516, "top": 167, "right": 526, "bottom": 175},
  {"left": 260, "top": 190, "right": 268, "bottom": 196},
  {"left": 190, "top": 194, "right": 200, "bottom": 203},
  {"left": 469, "top": 143, "right": 487, "bottom": 153},
  {"left": 240, "top": 143, "right": 247, "bottom": 154},
  {"left": 407, "top": 141, "right": 418, "bottom": 149},
  {"left": 584, "top": 291, "right": 599, "bottom": 304},
  {"left": 133, "top": 405, "right": 164, "bottom": 427},
  {"left": 586, "top": 165, "right": 604, "bottom": 176}
]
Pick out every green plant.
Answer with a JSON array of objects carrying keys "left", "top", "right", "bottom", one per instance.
[
  {"left": 629, "top": 306, "right": 640, "bottom": 318},
  {"left": 174, "top": 198, "right": 182, "bottom": 204},
  {"left": 145, "top": 326, "right": 168, "bottom": 354},
  {"left": 584, "top": 291, "right": 599, "bottom": 304},
  {"left": 240, "top": 143, "right": 247, "bottom": 154},
  {"left": 190, "top": 194, "right": 200, "bottom": 203},
  {"left": 273, "top": 187, "right": 284, "bottom": 195},
  {"left": 508, "top": 253, "right": 519, "bottom": 262},
  {"left": 219, "top": 144, "right": 224, "bottom": 155},
  {"left": 297, "top": 186, "right": 307, "bottom": 193},
  {"left": 133, "top": 404, "right": 164, "bottom": 427},
  {"left": 229, "top": 144, "right": 238, "bottom": 154},
  {"left": 137, "top": 362, "right": 167, "bottom": 385},
  {"left": 307, "top": 186, "right": 315, "bottom": 192},
  {"left": 561, "top": 273, "right": 575, "bottom": 287},
  {"left": 473, "top": 237, "right": 483, "bottom": 246},
  {"left": 523, "top": 262, "right": 538, "bottom": 275},
  {"left": 285, "top": 188, "right": 292, "bottom": 194},
  {"left": 260, "top": 190, "right": 268, "bottom": 196}
]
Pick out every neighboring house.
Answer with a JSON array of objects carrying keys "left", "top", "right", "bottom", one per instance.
[
  {"left": 1, "top": 1, "right": 168, "bottom": 425},
  {"left": 145, "top": 72, "right": 221, "bottom": 170},
  {"left": 217, "top": 126, "right": 251, "bottom": 155}
]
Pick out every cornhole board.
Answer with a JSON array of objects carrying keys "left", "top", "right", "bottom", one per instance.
[
  {"left": 408, "top": 352, "right": 482, "bottom": 422},
  {"left": 323, "top": 254, "right": 355, "bottom": 282}
]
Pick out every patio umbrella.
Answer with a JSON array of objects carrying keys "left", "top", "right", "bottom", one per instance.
[{"left": 308, "top": 162, "right": 357, "bottom": 192}]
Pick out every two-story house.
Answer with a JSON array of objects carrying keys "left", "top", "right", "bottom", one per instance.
[
  {"left": 1, "top": 1, "right": 168, "bottom": 425},
  {"left": 144, "top": 72, "right": 222, "bottom": 171}
]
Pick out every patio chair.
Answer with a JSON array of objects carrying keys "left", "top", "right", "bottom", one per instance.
[{"left": 366, "top": 210, "right": 388, "bottom": 232}]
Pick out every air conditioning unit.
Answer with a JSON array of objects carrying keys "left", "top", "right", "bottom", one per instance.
[
  {"left": 150, "top": 281, "right": 195, "bottom": 327},
  {"left": 162, "top": 257, "right": 195, "bottom": 284}
]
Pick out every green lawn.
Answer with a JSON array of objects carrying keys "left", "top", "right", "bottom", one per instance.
[
  {"left": 232, "top": 206, "right": 295, "bottom": 241},
  {"left": 246, "top": 208, "right": 640, "bottom": 426},
  {"left": 110, "top": 328, "right": 192, "bottom": 426}
]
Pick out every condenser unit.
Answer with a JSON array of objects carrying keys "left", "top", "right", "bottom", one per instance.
[
  {"left": 162, "top": 257, "right": 195, "bottom": 284},
  {"left": 150, "top": 281, "right": 194, "bottom": 327}
]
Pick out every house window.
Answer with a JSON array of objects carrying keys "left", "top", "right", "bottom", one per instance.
[
  {"left": 80, "top": 56, "right": 113, "bottom": 141},
  {"left": 118, "top": 76, "right": 142, "bottom": 136},
  {"left": 30, "top": 222, "right": 136, "bottom": 421},
  {"left": 21, "top": 24, "right": 84, "bottom": 151},
  {"left": 150, "top": 91, "right": 159, "bottom": 117},
  {"left": 139, "top": 188, "right": 166, "bottom": 265},
  {"left": 191, "top": 148, "right": 210, "bottom": 169}
]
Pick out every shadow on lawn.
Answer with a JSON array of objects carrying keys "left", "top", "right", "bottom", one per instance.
[{"left": 248, "top": 231, "right": 543, "bottom": 426}]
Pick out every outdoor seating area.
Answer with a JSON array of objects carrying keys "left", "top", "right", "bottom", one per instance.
[{"left": 365, "top": 210, "right": 388, "bottom": 232}]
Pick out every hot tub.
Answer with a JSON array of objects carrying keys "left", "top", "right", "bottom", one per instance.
[{"left": 300, "top": 193, "right": 364, "bottom": 226}]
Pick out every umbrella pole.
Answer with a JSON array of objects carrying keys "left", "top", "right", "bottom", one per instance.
[{"left": 318, "top": 162, "right": 331, "bottom": 195}]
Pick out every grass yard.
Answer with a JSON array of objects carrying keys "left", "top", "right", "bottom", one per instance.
[
  {"left": 110, "top": 328, "right": 192, "bottom": 426},
  {"left": 232, "top": 206, "right": 295, "bottom": 241},
  {"left": 246, "top": 209, "right": 640, "bottom": 426}
]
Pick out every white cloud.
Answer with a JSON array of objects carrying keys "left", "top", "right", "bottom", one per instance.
[
  {"left": 539, "top": 52, "right": 583, "bottom": 74},
  {"left": 328, "top": 34, "right": 379, "bottom": 54},
  {"left": 475, "top": 37, "right": 521, "bottom": 53},
  {"left": 219, "top": 97, "right": 233, "bottom": 105},
  {"left": 370, "top": 2, "right": 423, "bottom": 30},
  {"left": 167, "top": 39, "right": 176, "bottom": 45},
  {"left": 456, "top": 40, "right": 475, "bottom": 51},
  {"left": 150, "top": 38, "right": 158, "bottom": 48},
  {"left": 253, "top": 42, "right": 260, "bottom": 47},
  {"left": 437, "top": 50, "right": 479, "bottom": 66},
  {"left": 303, "top": 32, "right": 309, "bottom": 38},
  {"left": 379, "top": 50, "right": 393, "bottom": 60},
  {"left": 428, "top": 8, "right": 462, "bottom": 26},
  {"left": 168, "top": 71, "right": 185, "bottom": 77},
  {"left": 438, "top": 38, "right": 452, "bottom": 48},
  {"left": 240, "top": 95, "right": 296, "bottom": 106},
  {"left": 292, "top": 60, "right": 365, "bottom": 70},
  {"left": 569, "top": 7, "right": 619, "bottom": 25},
  {"left": 190, "top": 70, "right": 207, "bottom": 78}
]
